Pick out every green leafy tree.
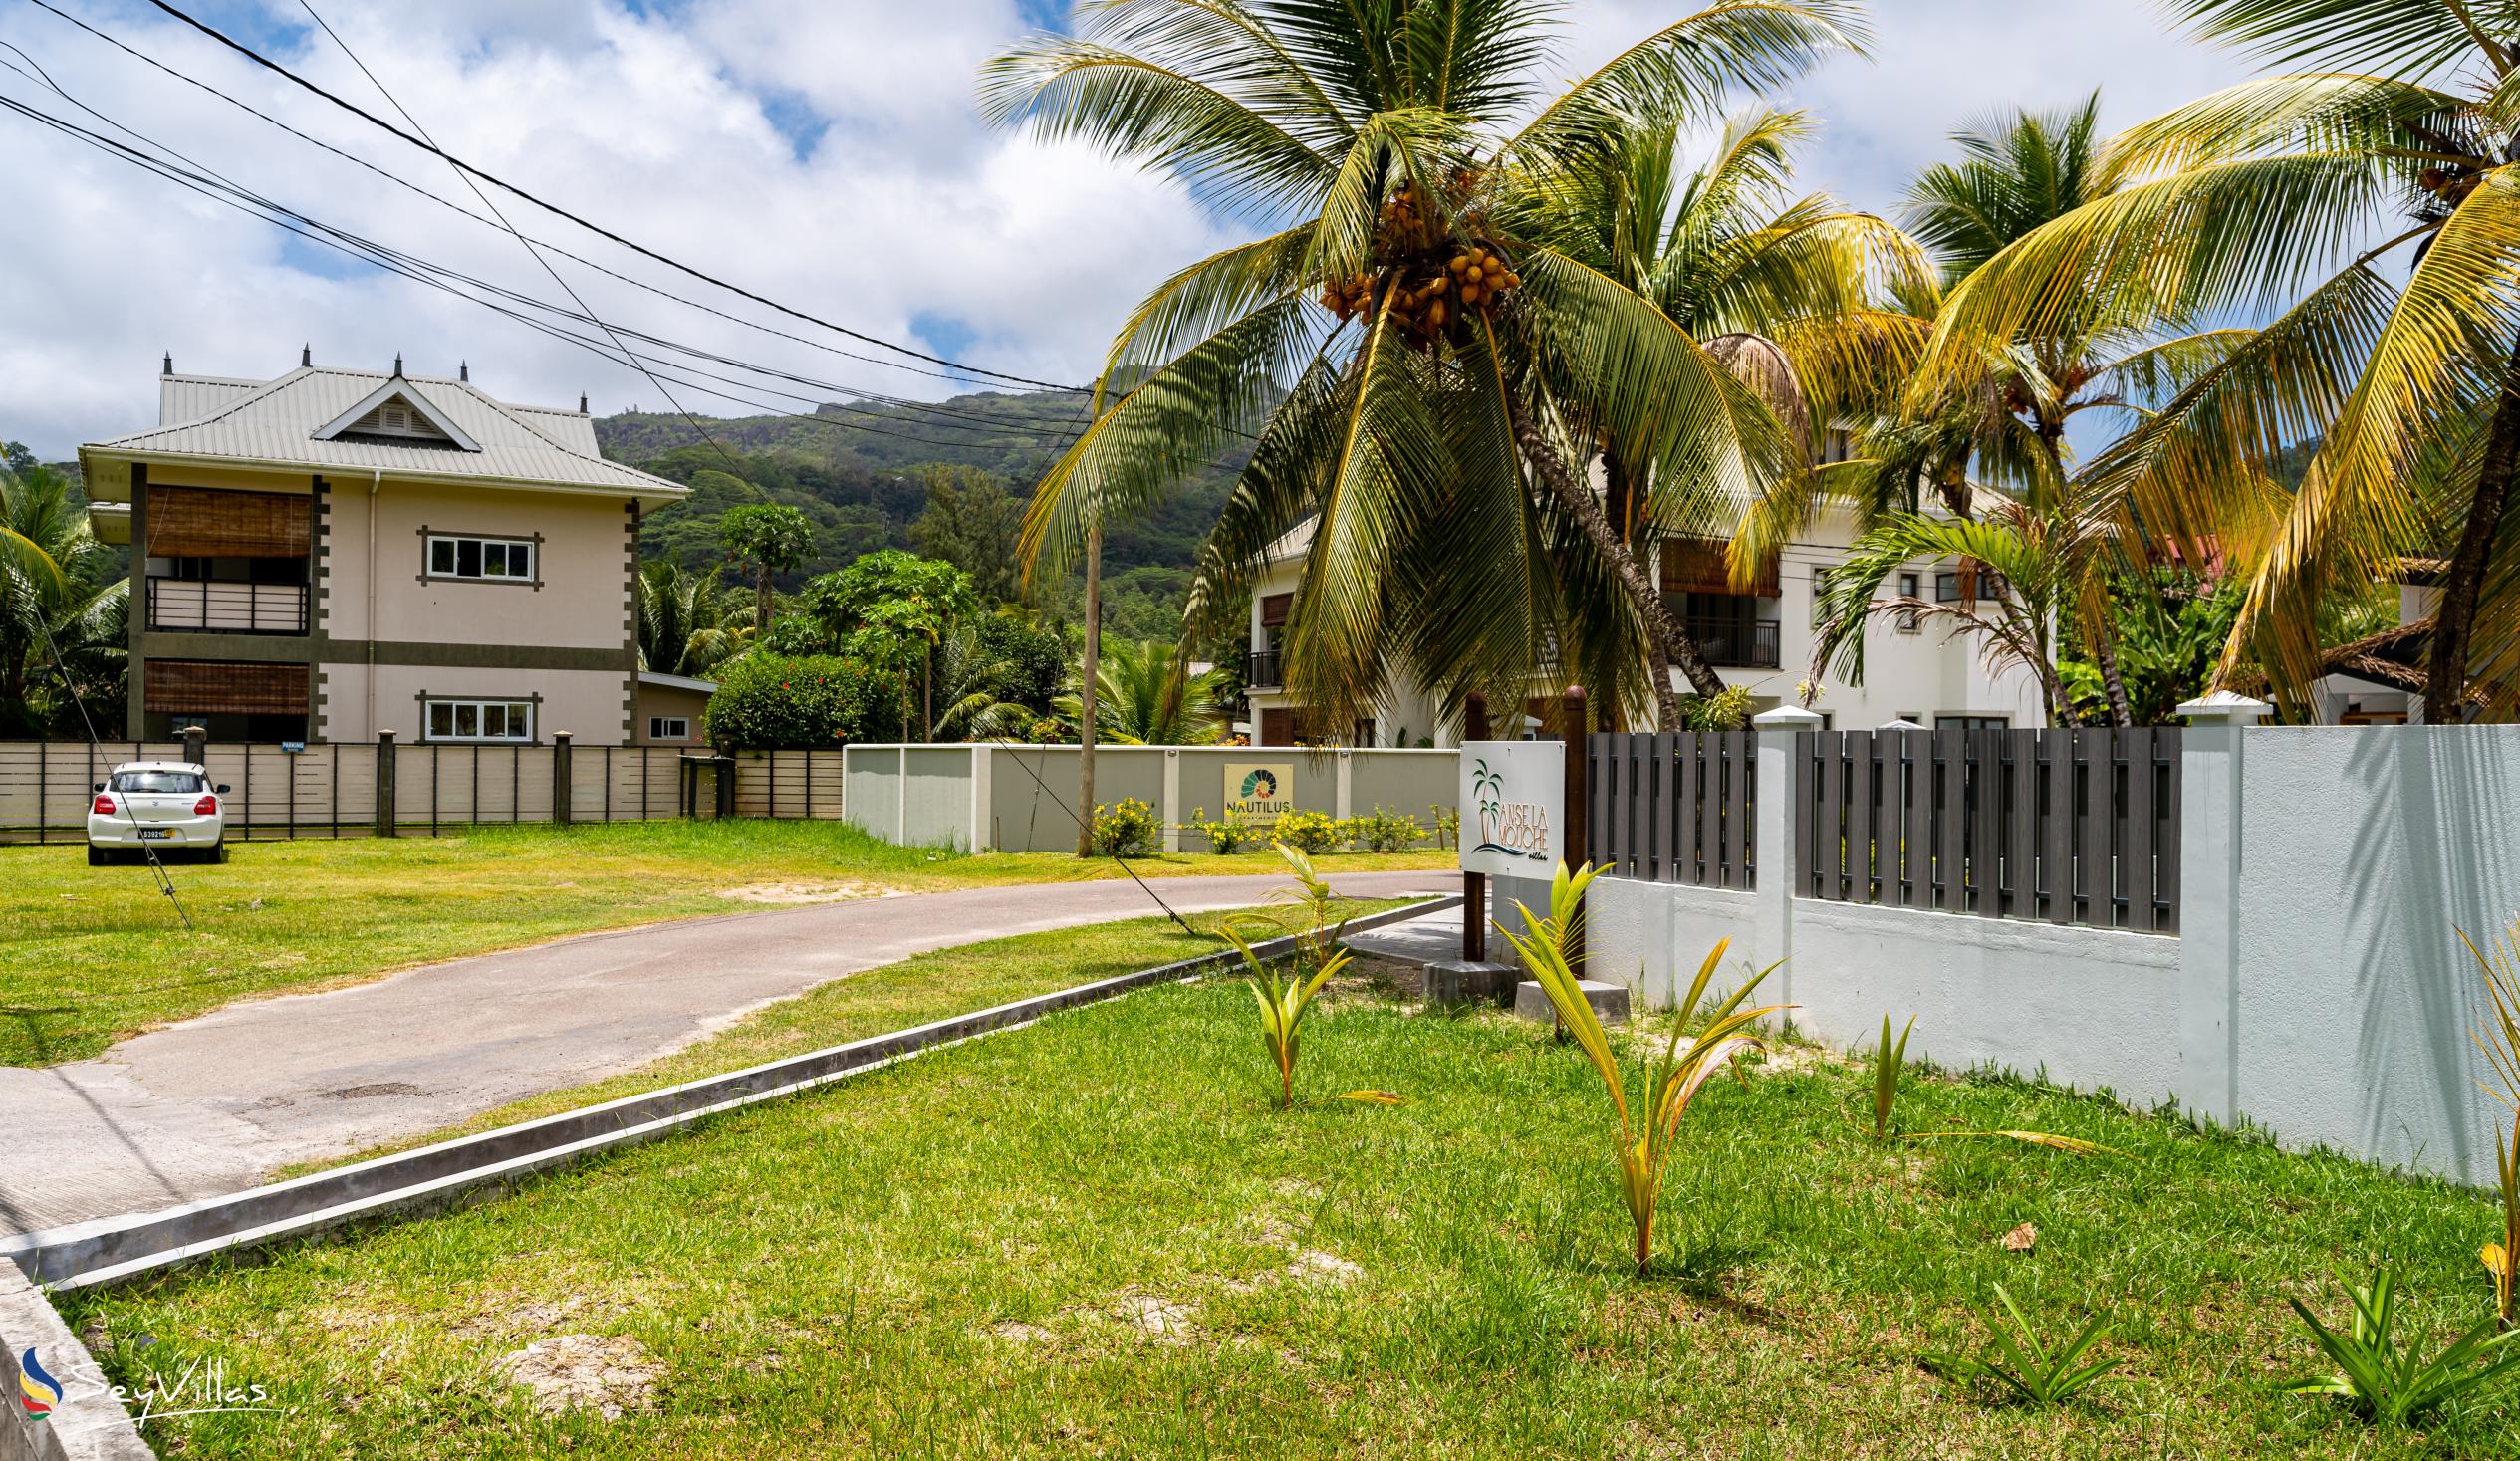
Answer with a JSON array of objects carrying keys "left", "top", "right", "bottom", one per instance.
[
  {"left": 700, "top": 652, "right": 908, "bottom": 749},
  {"left": 797, "top": 550, "right": 981, "bottom": 740},
  {"left": 982, "top": 0, "right": 1864, "bottom": 737},
  {"left": 1914, "top": 2, "right": 2520, "bottom": 719},
  {"left": 1053, "top": 638, "right": 1222, "bottom": 745},
  {"left": 2059, "top": 572, "right": 2243, "bottom": 725},
  {"left": 910, "top": 465, "right": 1028, "bottom": 605},
  {"left": 718, "top": 502, "right": 817, "bottom": 635}
]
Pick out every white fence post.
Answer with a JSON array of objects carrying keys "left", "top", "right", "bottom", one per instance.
[
  {"left": 969, "top": 744, "right": 992, "bottom": 852},
  {"left": 1161, "top": 748, "right": 1182, "bottom": 852},
  {"left": 2173, "top": 692, "right": 2270, "bottom": 1126},
  {"left": 1335, "top": 749, "right": 1353, "bottom": 821},
  {"left": 1750, "top": 706, "right": 1822, "bottom": 1013}
]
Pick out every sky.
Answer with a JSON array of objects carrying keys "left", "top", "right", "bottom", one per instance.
[{"left": 0, "top": 0, "right": 2259, "bottom": 460}]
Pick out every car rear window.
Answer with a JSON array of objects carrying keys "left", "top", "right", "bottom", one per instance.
[{"left": 110, "top": 771, "right": 206, "bottom": 794}]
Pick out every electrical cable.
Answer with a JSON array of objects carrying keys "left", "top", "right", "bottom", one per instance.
[
  {"left": 0, "top": 82, "right": 1087, "bottom": 455},
  {"left": 291, "top": 0, "right": 751, "bottom": 486},
  {"left": 140, "top": 0, "right": 1090, "bottom": 394},
  {"left": 31, "top": 611, "right": 192, "bottom": 929}
]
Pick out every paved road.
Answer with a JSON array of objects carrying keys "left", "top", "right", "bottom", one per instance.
[{"left": 4, "top": 871, "right": 1447, "bottom": 1236}]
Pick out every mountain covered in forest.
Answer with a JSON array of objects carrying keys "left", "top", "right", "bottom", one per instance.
[{"left": 596, "top": 387, "right": 1251, "bottom": 640}]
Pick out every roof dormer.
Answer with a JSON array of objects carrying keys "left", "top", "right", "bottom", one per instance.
[{"left": 312, "top": 377, "right": 480, "bottom": 451}]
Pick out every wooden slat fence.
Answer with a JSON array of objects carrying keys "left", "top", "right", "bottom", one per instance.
[
  {"left": 0, "top": 741, "right": 850, "bottom": 842},
  {"left": 1585, "top": 731, "right": 1758, "bottom": 890},
  {"left": 1798, "top": 727, "right": 2180, "bottom": 933}
]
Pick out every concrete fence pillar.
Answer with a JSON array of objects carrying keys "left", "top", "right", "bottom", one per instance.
[
  {"left": 1750, "top": 706, "right": 1822, "bottom": 1012},
  {"left": 1161, "top": 748, "right": 1182, "bottom": 852},
  {"left": 375, "top": 729, "right": 397, "bottom": 839},
  {"left": 181, "top": 724, "right": 208, "bottom": 768},
  {"left": 551, "top": 732, "right": 573, "bottom": 826},
  {"left": 2173, "top": 691, "right": 2271, "bottom": 1126},
  {"left": 1335, "top": 749, "right": 1354, "bottom": 822},
  {"left": 970, "top": 744, "right": 994, "bottom": 852}
]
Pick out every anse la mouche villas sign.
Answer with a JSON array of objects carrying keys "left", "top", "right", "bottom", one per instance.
[{"left": 1460, "top": 741, "right": 1562, "bottom": 877}]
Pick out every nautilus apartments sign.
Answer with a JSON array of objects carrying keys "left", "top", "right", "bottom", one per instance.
[
  {"left": 1223, "top": 761, "right": 1296, "bottom": 819},
  {"left": 1459, "top": 741, "right": 1562, "bottom": 877}
]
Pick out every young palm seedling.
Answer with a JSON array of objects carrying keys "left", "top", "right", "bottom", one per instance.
[
  {"left": 1228, "top": 842, "right": 1395, "bottom": 1110},
  {"left": 1863, "top": 1011, "right": 2123, "bottom": 1157},
  {"left": 1923, "top": 1284, "right": 2121, "bottom": 1405},
  {"left": 1225, "top": 915, "right": 1349, "bottom": 1111},
  {"left": 1499, "top": 862, "right": 1784, "bottom": 1276},
  {"left": 2460, "top": 922, "right": 2520, "bottom": 1328},
  {"left": 2285, "top": 1267, "right": 2520, "bottom": 1426}
]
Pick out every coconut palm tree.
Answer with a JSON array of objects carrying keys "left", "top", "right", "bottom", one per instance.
[
  {"left": 982, "top": 0, "right": 1867, "bottom": 738},
  {"left": 1913, "top": 2, "right": 2520, "bottom": 719},
  {"left": 1, "top": 464, "right": 126, "bottom": 736},
  {"left": 635, "top": 560, "right": 748, "bottom": 679},
  {"left": 1512, "top": 105, "right": 1925, "bottom": 726},
  {"left": 1054, "top": 638, "right": 1223, "bottom": 745},
  {"left": 1794, "top": 98, "right": 2255, "bottom": 725}
]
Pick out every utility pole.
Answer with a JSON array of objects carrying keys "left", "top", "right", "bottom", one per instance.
[{"left": 1075, "top": 513, "right": 1103, "bottom": 856}]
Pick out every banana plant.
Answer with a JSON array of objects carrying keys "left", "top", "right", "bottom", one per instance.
[{"left": 1498, "top": 861, "right": 1784, "bottom": 1276}]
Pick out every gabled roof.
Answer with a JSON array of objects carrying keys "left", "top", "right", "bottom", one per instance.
[
  {"left": 311, "top": 376, "right": 481, "bottom": 451},
  {"left": 83, "top": 365, "right": 685, "bottom": 501}
]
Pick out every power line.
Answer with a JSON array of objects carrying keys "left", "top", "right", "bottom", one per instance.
[
  {"left": 139, "top": 0, "right": 1091, "bottom": 395},
  {"left": 0, "top": 75, "right": 1090, "bottom": 457},
  {"left": 292, "top": 0, "right": 749, "bottom": 483},
  {"left": 16, "top": 0, "right": 1070, "bottom": 403}
]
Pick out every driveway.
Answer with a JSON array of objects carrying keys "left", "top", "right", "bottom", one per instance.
[{"left": 4, "top": 871, "right": 1448, "bottom": 1235}]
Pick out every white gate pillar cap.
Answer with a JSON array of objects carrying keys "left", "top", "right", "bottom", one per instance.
[
  {"left": 1879, "top": 717, "right": 1924, "bottom": 730},
  {"left": 2174, "top": 690, "right": 2273, "bottom": 724},
  {"left": 1750, "top": 705, "right": 1824, "bottom": 730}
]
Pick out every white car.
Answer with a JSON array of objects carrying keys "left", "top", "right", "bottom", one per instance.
[{"left": 87, "top": 761, "right": 230, "bottom": 865}]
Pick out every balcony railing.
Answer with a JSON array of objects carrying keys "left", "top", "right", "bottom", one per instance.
[
  {"left": 1245, "top": 649, "right": 1283, "bottom": 689},
  {"left": 1683, "top": 615, "right": 1781, "bottom": 670},
  {"left": 146, "top": 578, "right": 309, "bottom": 635}
]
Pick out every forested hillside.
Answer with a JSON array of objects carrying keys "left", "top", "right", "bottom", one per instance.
[{"left": 596, "top": 389, "right": 1252, "bottom": 642}]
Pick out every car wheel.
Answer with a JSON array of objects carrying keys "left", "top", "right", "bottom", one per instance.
[
  {"left": 87, "top": 846, "right": 106, "bottom": 867},
  {"left": 210, "top": 842, "right": 229, "bottom": 864}
]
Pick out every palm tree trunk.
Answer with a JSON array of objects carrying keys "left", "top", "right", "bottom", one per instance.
[
  {"left": 2425, "top": 338, "right": 2520, "bottom": 722},
  {"left": 1508, "top": 400, "right": 1709, "bottom": 719},
  {"left": 2091, "top": 622, "right": 2137, "bottom": 727},
  {"left": 1075, "top": 516, "right": 1103, "bottom": 856},
  {"left": 1642, "top": 631, "right": 1676, "bottom": 731}
]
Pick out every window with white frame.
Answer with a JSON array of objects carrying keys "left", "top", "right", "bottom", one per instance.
[
  {"left": 649, "top": 716, "right": 691, "bottom": 741},
  {"left": 424, "top": 698, "right": 534, "bottom": 742},
  {"left": 424, "top": 534, "right": 535, "bottom": 583}
]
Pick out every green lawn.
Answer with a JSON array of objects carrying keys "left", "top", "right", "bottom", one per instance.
[
  {"left": 0, "top": 819, "right": 1453, "bottom": 1066},
  {"left": 69, "top": 930, "right": 2517, "bottom": 1458}
]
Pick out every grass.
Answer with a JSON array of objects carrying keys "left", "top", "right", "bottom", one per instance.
[
  {"left": 69, "top": 939, "right": 2520, "bottom": 1458},
  {"left": 0, "top": 819, "right": 1453, "bottom": 1066}
]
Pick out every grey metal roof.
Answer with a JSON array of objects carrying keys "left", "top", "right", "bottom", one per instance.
[{"left": 89, "top": 366, "right": 684, "bottom": 500}]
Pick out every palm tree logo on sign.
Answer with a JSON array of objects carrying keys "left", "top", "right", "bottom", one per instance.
[{"left": 1468, "top": 757, "right": 1547, "bottom": 861}]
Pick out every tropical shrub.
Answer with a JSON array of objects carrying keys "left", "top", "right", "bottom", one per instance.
[
  {"left": 1923, "top": 1285, "right": 2120, "bottom": 1406},
  {"left": 1186, "top": 807, "right": 1254, "bottom": 855},
  {"left": 1432, "top": 804, "right": 1460, "bottom": 851},
  {"left": 702, "top": 653, "right": 907, "bottom": 749},
  {"left": 1091, "top": 798, "right": 1161, "bottom": 857},
  {"left": 2285, "top": 1269, "right": 2520, "bottom": 1427},
  {"left": 1345, "top": 805, "right": 1423, "bottom": 853},
  {"left": 1270, "top": 809, "right": 1343, "bottom": 855},
  {"left": 1498, "top": 864, "right": 1783, "bottom": 1275},
  {"left": 1678, "top": 685, "right": 1754, "bottom": 731}
]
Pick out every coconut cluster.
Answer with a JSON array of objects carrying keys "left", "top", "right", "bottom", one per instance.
[{"left": 1317, "top": 244, "right": 1523, "bottom": 346}]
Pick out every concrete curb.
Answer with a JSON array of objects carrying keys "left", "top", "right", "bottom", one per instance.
[
  {"left": 0, "top": 1264, "right": 151, "bottom": 1460},
  {"left": 5, "top": 895, "right": 1458, "bottom": 1292}
]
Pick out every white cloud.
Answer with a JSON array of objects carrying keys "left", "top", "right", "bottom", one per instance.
[{"left": 1, "top": 1, "right": 2262, "bottom": 459}]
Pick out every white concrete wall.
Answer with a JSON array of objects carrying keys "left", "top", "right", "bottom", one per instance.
[{"left": 1582, "top": 718, "right": 2520, "bottom": 1188}]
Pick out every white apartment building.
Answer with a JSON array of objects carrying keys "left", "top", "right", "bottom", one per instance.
[{"left": 1241, "top": 495, "right": 2047, "bottom": 748}]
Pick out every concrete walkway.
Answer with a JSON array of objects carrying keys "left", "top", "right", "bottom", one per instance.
[{"left": 5, "top": 871, "right": 1446, "bottom": 1236}]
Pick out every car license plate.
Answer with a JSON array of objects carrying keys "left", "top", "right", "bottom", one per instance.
[{"left": 137, "top": 828, "right": 173, "bottom": 841}]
